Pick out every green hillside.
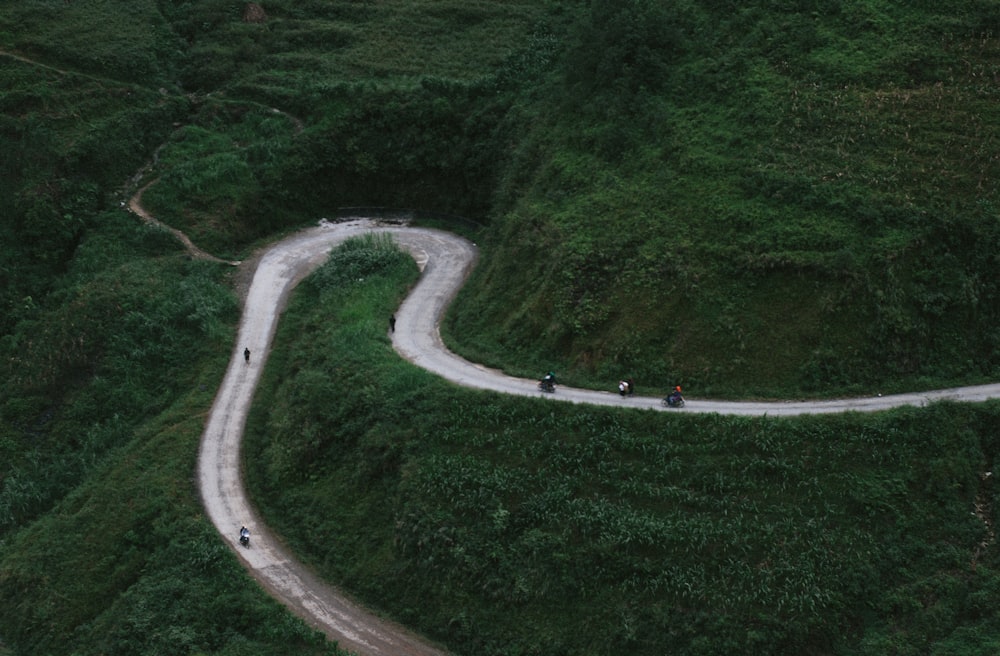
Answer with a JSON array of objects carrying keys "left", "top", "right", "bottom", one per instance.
[
  {"left": 247, "top": 238, "right": 1000, "bottom": 655},
  {"left": 446, "top": 0, "right": 1000, "bottom": 398},
  {"left": 1, "top": 0, "right": 1000, "bottom": 654}
]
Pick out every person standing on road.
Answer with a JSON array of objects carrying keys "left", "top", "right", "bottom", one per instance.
[
  {"left": 389, "top": 314, "right": 396, "bottom": 333},
  {"left": 244, "top": 347, "right": 251, "bottom": 364}
]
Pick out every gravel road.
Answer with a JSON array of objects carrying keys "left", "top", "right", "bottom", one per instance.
[{"left": 198, "top": 218, "right": 1000, "bottom": 655}]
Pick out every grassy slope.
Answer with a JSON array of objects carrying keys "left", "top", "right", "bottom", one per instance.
[
  {"left": 0, "top": 354, "right": 334, "bottom": 656},
  {"left": 136, "top": 0, "right": 551, "bottom": 253},
  {"left": 446, "top": 0, "right": 1000, "bottom": 398},
  {"left": 3, "top": 0, "right": 1000, "bottom": 655},
  {"left": 0, "top": 2, "right": 338, "bottom": 653},
  {"left": 246, "top": 237, "right": 1000, "bottom": 655},
  {"left": 0, "top": 212, "right": 339, "bottom": 655},
  {"left": 0, "top": 1, "right": 545, "bottom": 654}
]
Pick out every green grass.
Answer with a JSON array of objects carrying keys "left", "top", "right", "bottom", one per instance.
[
  {"left": 139, "top": 104, "right": 305, "bottom": 258},
  {"left": 164, "top": 0, "right": 550, "bottom": 110},
  {"left": 0, "top": 211, "right": 340, "bottom": 654},
  {"left": 246, "top": 238, "right": 1000, "bottom": 655},
  {"left": 0, "top": 0, "right": 180, "bottom": 84},
  {"left": 444, "top": 2, "right": 1000, "bottom": 398},
  {"left": 0, "top": 368, "right": 339, "bottom": 656},
  {"left": 4, "top": 0, "right": 1000, "bottom": 654}
]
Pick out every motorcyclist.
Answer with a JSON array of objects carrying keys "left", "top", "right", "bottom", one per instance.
[
  {"left": 540, "top": 371, "right": 557, "bottom": 392},
  {"left": 668, "top": 385, "right": 684, "bottom": 405},
  {"left": 239, "top": 526, "right": 250, "bottom": 547}
]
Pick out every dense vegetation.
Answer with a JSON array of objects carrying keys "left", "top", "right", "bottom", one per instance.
[
  {"left": 447, "top": 0, "right": 1000, "bottom": 397},
  {"left": 247, "top": 237, "right": 1000, "bottom": 655},
  {"left": 2, "top": 0, "right": 1000, "bottom": 655}
]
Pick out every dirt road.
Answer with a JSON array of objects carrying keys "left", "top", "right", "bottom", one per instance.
[
  {"left": 198, "top": 220, "right": 455, "bottom": 656},
  {"left": 199, "top": 218, "right": 1000, "bottom": 656},
  {"left": 13, "top": 37, "right": 991, "bottom": 654}
]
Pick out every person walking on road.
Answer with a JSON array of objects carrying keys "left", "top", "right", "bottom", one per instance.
[
  {"left": 244, "top": 347, "right": 251, "bottom": 364},
  {"left": 389, "top": 314, "right": 396, "bottom": 333}
]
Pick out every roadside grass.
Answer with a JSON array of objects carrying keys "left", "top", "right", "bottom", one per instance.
[
  {"left": 139, "top": 102, "right": 306, "bottom": 259},
  {"left": 0, "top": 361, "right": 338, "bottom": 656},
  {"left": 0, "top": 212, "right": 234, "bottom": 532},
  {"left": 245, "top": 236, "right": 1000, "bottom": 655},
  {"left": 0, "top": 210, "right": 341, "bottom": 654}
]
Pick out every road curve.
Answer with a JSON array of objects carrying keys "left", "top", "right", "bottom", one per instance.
[
  {"left": 199, "top": 218, "right": 1000, "bottom": 655},
  {"left": 386, "top": 223, "right": 1000, "bottom": 416},
  {"left": 198, "top": 220, "right": 455, "bottom": 656}
]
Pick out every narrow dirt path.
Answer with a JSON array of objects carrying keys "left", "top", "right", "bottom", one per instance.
[{"left": 128, "top": 181, "right": 241, "bottom": 266}]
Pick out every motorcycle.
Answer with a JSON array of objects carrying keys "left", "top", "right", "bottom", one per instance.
[{"left": 662, "top": 393, "right": 685, "bottom": 408}]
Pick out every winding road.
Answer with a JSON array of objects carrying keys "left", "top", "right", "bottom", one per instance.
[
  {"left": 197, "top": 217, "right": 1000, "bottom": 656},
  {"left": 7, "top": 41, "right": 992, "bottom": 656}
]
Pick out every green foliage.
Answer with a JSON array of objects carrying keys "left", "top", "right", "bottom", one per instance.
[
  {"left": 566, "top": 0, "right": 687, "bottom": 97},
  {"left": 0, "top": 209, "right": 333, "bottom": 654},
  {"left": 162, "top": 0, "right": 547, "bottom": 94},
  {"left": 4, "top": 0, "right": 1000, "bottom": 654},
  {"left": 272, "top": 80, "right": 511, "bottom": 218},
  {"left": 0, "top": 222, "right": 237, "bottom": 534},
  {"left": 0, "top": 53, "right": 186, "bottom": 336},
  {"left": 309, "top": 233, "right": 407, "bottom": 291},
  {"left": 138, "top": 101, "right": 305, "bottom": 256},
  {"left": 247, "top": 255, "right": 1000, "bottom": 656},
  {"left": 0, "top": 382, "right": 339, "bottom": 656},
  {"left": 0, "top": 0, "right": 182, "bottom": 84},
  {"left": 446, "top": 0, "right": 1000, "bottom": 398}
]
